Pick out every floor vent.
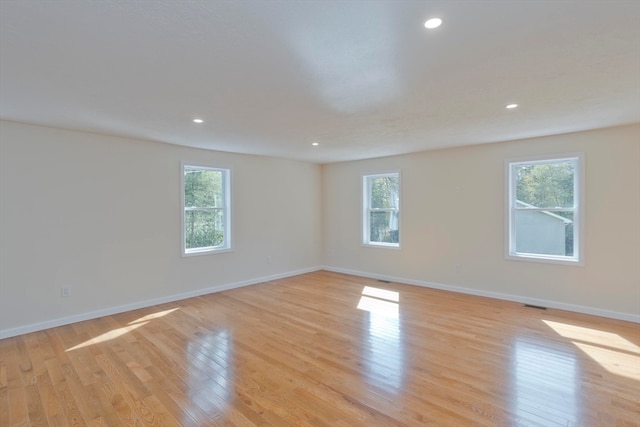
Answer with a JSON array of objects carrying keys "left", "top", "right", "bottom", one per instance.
[
  {"left": 377, "top": 279, "right": 391, "bottom": 283},
  {"left": 523, "top": 304, "right": 547, "bottom": 310}
]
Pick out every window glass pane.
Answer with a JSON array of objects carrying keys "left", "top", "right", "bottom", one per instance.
[
  {"left": 370, "top": 176, "right": 399, "bottom": 209},
  {"left": 515, "top": 210, "right": 574, "bottom": 256},
  {"left": 369, "top": 211, "right": 399, "bottom": 244},
  {"left": 185, "top": 210, "right": 224, "bottom": 250},
  {"left": 184, "top": 168, "right": 223, "bottom": 208},
  {"left": 515, "top": 161, "right": 574, "bottom": 209}
]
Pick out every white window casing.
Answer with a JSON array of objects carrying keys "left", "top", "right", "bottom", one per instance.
[
  {"left": 363, "top": 172, "right": 401, "bottom": 249},
  {"left": 505, "top": 154, "right": 584, "bottom": 265},
  {"left": 181, "top": 163, "right": 232, "bottom": 256}
]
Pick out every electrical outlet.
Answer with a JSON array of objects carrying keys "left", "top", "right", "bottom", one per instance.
[
  {"left": 266, "top": 256, "right": 273, "bottom": 264},
  {"left": 61, "top": 287, "right": 71, "bottom": 297},
  {"left": 454, "top": 263, "right": 461, "bottom": 274}
]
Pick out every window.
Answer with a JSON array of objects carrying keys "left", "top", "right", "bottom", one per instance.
[
  {"left": 506, "top": 154, "right": 583, "bottom": 264},
  {"left": 363, "top": 172, "right": 400, "bottom": 247},
  {"left": 182, "top": 164, "right": 231, "bottom": 255}
]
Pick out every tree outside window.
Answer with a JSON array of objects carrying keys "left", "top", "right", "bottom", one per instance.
[
  {"left": 507, "top": 155, "right": 582, "bottom": 264},
  {"left": 363, "top": 173, "right": 400, "bottom": 247},
  {"left": 182, "top": 165, "right": 231, "bottom": 255}
]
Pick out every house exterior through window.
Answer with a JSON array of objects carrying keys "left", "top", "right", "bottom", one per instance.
[{"left": 506, "top": 154, "right": 583, "bottom": 265}]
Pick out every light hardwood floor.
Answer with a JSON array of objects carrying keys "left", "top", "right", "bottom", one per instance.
[{"left": 1, "top": 270, "right": 639, "bottom": 426}]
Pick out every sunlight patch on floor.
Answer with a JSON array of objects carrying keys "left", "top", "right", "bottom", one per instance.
[
  {"left": 574, "top": 342, "right": 640, "bottom": 380},
  {"left": 358, "top": 296, "right": 399, "bottom": 318},
  {"left": 358, "top": 286, "right": 404, "bottom": 390},
  {"left": 357, "top": 286, "right": 399, "bottom": 318},
  {"left": 66, "top": 307, "right": 179, "bottom": 351},
  {"left": 543, "top": 319, "right": 640, "bottom": 380},
  {"left": 362, "top": 286, "right": 399, "bottom": 302}
]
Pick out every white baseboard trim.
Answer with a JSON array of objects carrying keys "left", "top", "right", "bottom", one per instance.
[
  {"left": 0, "top": 266, "right": 323, "bottom": 339},
  {"left": 323, "top": 266, "right": 640, "bottom": 323}
]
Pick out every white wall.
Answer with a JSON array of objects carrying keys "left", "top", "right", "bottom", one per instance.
[
  {"left": 2, "top": 122, "right": 638, "bottom": 337},
  {"left": 322, "top": 124, "right": 640, "bottom": 320},
  {"left": 0, "top": 121, "right": 323, "bottom": 337}
]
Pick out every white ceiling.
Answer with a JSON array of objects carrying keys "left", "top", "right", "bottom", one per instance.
[{"left": 1, "top": 1, "right": 639, "bottom": 164}]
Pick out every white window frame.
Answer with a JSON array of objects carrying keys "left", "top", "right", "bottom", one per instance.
[
  {"left": 362, "top": 171, "right": 401, "bottom": 249},
  {"left": 505, "top": 153, "right": 584, "bottom": 265},
  {"left": 181, "top": 163, "right": 232, "bottom": 256}
]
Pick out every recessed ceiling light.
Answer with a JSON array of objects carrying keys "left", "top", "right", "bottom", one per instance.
[
  {"left": 424, "top": 18, "right": 442, "bottom": 29},
  {"left": 193, "top": 118, "right": 204, "bottom": 123},
  {"left": 506, "top": 104, "right": 519, "bottom": 109},
  {"left": 312, "top": 142, "right": 319, "bottom": 146}
]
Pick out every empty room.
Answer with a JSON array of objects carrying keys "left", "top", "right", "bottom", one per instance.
[{"left": 1, "top": 1, "right": 639, "bottom": 426}]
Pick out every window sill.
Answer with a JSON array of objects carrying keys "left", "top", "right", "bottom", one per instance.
[
  {"left": 505, "top": 253, "right": 583, "bottom": 266},
  {"left": 182, "top": 247, "right": 233, "bottom": 257},
  {"left": 362, "top": 242, "right": 401, "bottom": 250}
]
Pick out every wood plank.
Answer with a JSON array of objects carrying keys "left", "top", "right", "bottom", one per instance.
[
  {"left": 0, "top": 271, "right": 638, "bottom": 426},
  {"left": 34, "top": 371, "right": 69, "bottom": 427},
  {"left": 44, "top": 359, "right": 88, "bottom": 427}
]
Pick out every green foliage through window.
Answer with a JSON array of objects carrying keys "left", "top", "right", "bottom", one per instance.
[
  {"left": 515, "top": 161, "right": 574, "bottom": 211},
  {"left": 509, "top": 156, "right": 580, "bottom": 262},
  {"left": 365, "top": 174, "right": 400, "bottom": 245},
  {"left": 183, "top": 166, "right": 229, "bottom": 252}
]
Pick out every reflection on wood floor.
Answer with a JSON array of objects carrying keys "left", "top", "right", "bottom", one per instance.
[{"left": 1, "top": 270, "right": 639, "bottom": 426}]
